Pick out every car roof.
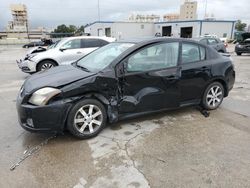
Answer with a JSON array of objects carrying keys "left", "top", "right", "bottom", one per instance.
[
  {"left": 117, "top": 37, "right": 204, "bottom": 45},
  {"left": 62, "top": 36, "right": 116, "bottom": 42}
]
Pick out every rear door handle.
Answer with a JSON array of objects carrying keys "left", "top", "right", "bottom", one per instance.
[{"left": 76, "top": 51, "right": 82, "bottom": 54}]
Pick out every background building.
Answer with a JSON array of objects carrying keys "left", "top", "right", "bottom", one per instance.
[
  {"left": 7, "top": 4, "right": 28, "bottom": 32},
  {"left": 163, "top": 13, "right": 180, "bottom": 21},
  {"left": 179, "top": 0, "right": 197, "bottom": 20},
  {"left": 85, "top": 20, "right": 236, "bottom": 40}
]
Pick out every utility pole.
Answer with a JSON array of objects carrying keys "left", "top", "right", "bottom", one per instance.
[
  {"left": 204, "top": 0, "right": 208, "bottom": 18},
  {"left": 98, "top": 0, "right": 100, "bottom": 21}
]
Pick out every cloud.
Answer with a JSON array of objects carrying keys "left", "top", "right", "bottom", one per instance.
[{"left": 0, "top": 0, "right": 249, "bottom": 30}]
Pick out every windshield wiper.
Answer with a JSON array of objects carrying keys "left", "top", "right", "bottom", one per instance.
[{"left": 75, "top": 63, "right": 91, "bottom": 72}]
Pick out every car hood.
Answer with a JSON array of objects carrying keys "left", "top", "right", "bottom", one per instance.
[{"left": 23, "top": 65, "right": 96, "bottom": 93}]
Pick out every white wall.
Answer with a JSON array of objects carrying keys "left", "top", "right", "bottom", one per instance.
[
  {"left": 84, "top": 22, "right": 113, "bottom": 36},
  {"left": 201, "top": 22, "right": 234, "bottom": 38},
  {"left": 112, "top": 22, "right": 154, "bottom": 40}
]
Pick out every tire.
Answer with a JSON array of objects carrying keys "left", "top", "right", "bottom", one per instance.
[
  {"left": 201, "top": 82, "right": 224, "bottom": 110},
  {"left": 37, "top": 60, "right": 57, "bottom": 72},
  {"left": 67, "top": 99, "right": 107, "bottom": 139},
  {"left": 236, "top": 52, "right": 242, "bottom": 56}
]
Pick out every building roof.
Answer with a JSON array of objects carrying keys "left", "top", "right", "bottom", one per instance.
[{"left": 85, "top": 19, "right": 237, "bottom": 28}]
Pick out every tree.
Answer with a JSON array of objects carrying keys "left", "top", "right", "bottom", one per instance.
[
  {"left": 53, "top": 24, "right": 77, "bottom": 33},
  {"left": 235, "top": 20, "right": 247, "bottom": 31}
]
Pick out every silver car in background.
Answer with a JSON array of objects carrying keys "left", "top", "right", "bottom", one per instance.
[{"left": 17, "top": 36, "right": 116, "bottom": 73}]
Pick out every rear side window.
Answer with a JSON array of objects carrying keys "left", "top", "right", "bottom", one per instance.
[
  {"left": 99, "top": 40, "right": 109, "bottom": 47},
  {"left": 82, "top": 39, "right": 102, "bottom": 48},
  {"left": 182, "top": 43, "right": 206, "bottom": 64}
]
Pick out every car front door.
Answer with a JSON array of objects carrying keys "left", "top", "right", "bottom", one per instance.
[
  {"left": 179, "top": 42, "right": 211, "bottom": 105},
  {"left": 58, "top": 39, "right": 83, "bottom": 65},
  {"left": 118, "top": 42, "right": 181, "bottom": 114}
]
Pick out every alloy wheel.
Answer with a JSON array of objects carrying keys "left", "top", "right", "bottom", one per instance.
[
  {"left": 206, "top": 85, "right": 223, "bottom": 108},
  {"left": 74, "top": 104, "right": 103, "bottom": 134},
  {"left": 41, "top": 63, "right": 54, "bottom": 71}
]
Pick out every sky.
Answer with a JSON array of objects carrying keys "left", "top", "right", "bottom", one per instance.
[{"left": 0, "top": 0, "right": 249, "bottom": 30}]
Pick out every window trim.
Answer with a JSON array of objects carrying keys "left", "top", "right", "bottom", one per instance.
[
  {"left": 121, "top": 41, "right": 181, "bottom": 76},
  {"left": 180, "top": 42, "right": 207, "bottom": 65}
]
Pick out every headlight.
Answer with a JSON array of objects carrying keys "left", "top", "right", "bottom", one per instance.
[
  {"left": 29, "top": 87, "right": 61, "bottom": 106},
  {"left": 237, "top": 45, "right": 242, "bottom": 48},
  {"left": 27, "top": 54, "right": 37, "bottom": 60}
]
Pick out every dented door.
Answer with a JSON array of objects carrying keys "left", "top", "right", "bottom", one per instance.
[{"left": 117, "top": 42, "right": 181, "bottom": 114}]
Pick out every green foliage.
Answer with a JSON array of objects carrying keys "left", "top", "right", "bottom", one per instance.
[
  {"left": 53, "top": 24, "right": 85, "bottom": 34},
  {"left": 52, "top": 24, "right": 85, "bottom": 38},
  {"left": 235, "top": 20, "right": 247, "bottom": 31}
]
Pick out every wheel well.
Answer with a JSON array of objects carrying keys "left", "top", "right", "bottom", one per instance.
[
  {"left": 211, "top": 79, "right": 228, "bottom": 97},
  {"left": 36, "top": 59, "right": 58, "bottom": 71},
  {"left": 63, "top": 92, "right": 112, "bottom": 130}
]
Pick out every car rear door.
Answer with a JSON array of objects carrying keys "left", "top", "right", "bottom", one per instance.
[
  {"left": 118, "top": 42, "right": 181, "bottom": 114},
  {"left": 179, "top": 42, "right": 211, "bottom": 105},
  {"left": 81, "top": 39, "right": 106, "bottom": 56}
]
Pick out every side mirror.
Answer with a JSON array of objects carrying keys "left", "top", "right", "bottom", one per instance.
[{"left": 59, "top": 48, "right": 67, "bottom": 52}]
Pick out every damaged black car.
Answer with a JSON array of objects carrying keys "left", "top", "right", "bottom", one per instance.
[{"left": 16, "top": 38, "right": 235, "bottom": 139}]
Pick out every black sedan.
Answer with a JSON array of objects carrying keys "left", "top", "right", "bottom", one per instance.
[{"left": 16, "top": 38, "right": 235, "bottom": 139}]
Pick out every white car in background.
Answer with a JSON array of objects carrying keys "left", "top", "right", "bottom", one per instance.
[{"left": 17, "top": 36, "right": 116, "bottom": 73}]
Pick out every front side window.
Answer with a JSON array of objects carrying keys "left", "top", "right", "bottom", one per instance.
[
  {"left": 182, "top": 43, "right": 206, "bottom": 64},
  {"left": 61, "top": 39, "right": 81, "bottom": 49},
  {"left": 127, "top": 42, "right": 179, "bottom": 72}
]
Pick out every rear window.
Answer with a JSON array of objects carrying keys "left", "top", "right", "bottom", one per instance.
[{"left": 207, "top": 38, "right": 218, "bottom": 45}]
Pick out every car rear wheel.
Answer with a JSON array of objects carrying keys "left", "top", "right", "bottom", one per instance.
[
  {"left": 37, "top": 60, "right": 57, "bottom": 72},
  {"left": 202, "top": 82, "right": 224, "bottom": 110},
  {"left": 67, "top": 99, "right": 107, "bottom": 139}
]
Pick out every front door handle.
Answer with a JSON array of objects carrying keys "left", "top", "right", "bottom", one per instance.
[{"left": 76, "top": 51, "right": 82, "bottom": 54}]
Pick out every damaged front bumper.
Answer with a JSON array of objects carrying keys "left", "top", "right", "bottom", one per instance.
[
  {"left": 16, "top": 59, "right": 36, "bottom": 73},
  {"left": 16, "top": 94, "right": 72, "bottom": 133}
]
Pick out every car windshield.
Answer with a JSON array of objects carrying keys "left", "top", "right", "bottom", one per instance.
[
  {"left": 48, "top": 40, "right": 60, "bottom": 49},
  {"left": 76, "top": 42, "right": 135, "bottom": 72}
]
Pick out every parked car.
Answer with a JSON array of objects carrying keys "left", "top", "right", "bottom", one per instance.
[
  {"left": 23, "top": 41, "right": 45, "bottom": 48},
  {"left": 16, "top": 38, "right": 235, "bottom": 139},
  {"left": 17, "top": 36, "right": 116, "bottom": 73},
  {"left": 22, "top": 39, "right": 53, "bottom": 48},
  {"left": 194, "top": 37, "right": 227, "bottom": 53},
  {"left": 235, "top": 32, "right": 250, "bottom": 55}
]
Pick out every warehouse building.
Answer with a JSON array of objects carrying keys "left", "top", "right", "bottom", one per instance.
[{"left": 85, "top": 20, "right": 236, "bottom": 40}]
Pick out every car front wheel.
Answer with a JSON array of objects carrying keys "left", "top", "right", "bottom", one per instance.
[
  {"left": 202, "top": 82, "right": 224, "bottom": 110},
  {"left": 236, "top": 52, "right": 242, "bottom": 56},
  {"left": 37, "top": 60, "right": 57, "bottom": 72},
  {"left": 67, "top": 99, "right": 107, "bottom": 139}
]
